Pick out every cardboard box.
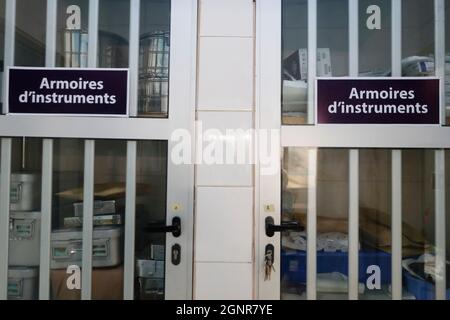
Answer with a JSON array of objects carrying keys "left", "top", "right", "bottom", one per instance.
[
  {"left": 283, "top": 48, "right": 332, "bottom": 80},
  {"left": 50, "top": 265, "right": 124, "bottom": 300},
  {"left": 317, "top": 48, "right": 332, "bottom": 77},
  {"left": 284, "top": 49, "right": 308, "bottom": 80}
]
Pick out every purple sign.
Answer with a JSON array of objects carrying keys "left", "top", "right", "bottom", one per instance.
[
  {"left": 317, "top": 78, "right": 440, "bottom": 124},
  {"left": 7, "top": 67, "right": 129, "bottom": 116}
]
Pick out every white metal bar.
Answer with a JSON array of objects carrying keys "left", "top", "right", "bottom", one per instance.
[
  {"left": 0, "top": 138, "right": 12, "bottom": 300},
  {"left": 348, "top": 0, "right": 359, "bottom": 301},
  {"left": 81, "top": 140, "right": 95, "bottom": 300},
  {"left": 349, "top": 0, "right": 358, "bottom": 77},
  {"left": 391, "top": 150, "right": 402, "bottom": 300},
  {"left": 435, "top": 0, "right": 446, "bottom": 125},
  {"left": 2, "top": 0, "right": 16, "bottom": 113},
  {"left": 164, "top": 0, "right": 197, "bottom": 300},
  {"left": 88, "top": 0, "right": 99, "bottom": 68},
  {"left": 348, "top": 149, "right": 359, "bottom": 300},
  {"left": 281, "top": 126, "right": 450, "bottom": 149},
  {"left": 123, "top": 140, "right": 136, "bottom": 300},
  {"left": 307, "top": 0, "right": 317, "bottom": 124},
  {"left": 392, "top": 0, "right": 402, "bottom": 77},
  {"left": 0, "top": 116, "right": 170, "bottom": 140},
  {"left": 256, "top": 0, "right": 282, "bottom": 300},
  {"left": 307, "top": 148, "right": 317, "bottom": 300},
  {"left": 45, "top": 0, "right": 57, "bottom": 67},
  {"left": 128, "top": 0, "right": 140, "bottom": 117},
  {"left": 38, "top": 0, "right": 57, "bottom": 300},
  {"left": 39, "top": 139, "right": 53, "bottom": 300},
  {"left": 434, "top": 149, "right": 446, "bottom": 300}
]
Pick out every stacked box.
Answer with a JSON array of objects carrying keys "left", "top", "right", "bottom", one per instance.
[{"left": 283, "top": 48, "right": 332, "bottom": 80}]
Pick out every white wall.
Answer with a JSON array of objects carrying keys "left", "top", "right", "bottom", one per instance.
[{"left": 194, "top": 0, "right": 255, "bottom": 300}]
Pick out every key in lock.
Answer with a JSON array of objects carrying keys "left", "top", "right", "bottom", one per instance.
[{"left": 264, "top": 244, "right": 275, "bottom": 281}]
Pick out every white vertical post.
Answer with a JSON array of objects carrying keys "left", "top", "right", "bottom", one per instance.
[
  {"left": 435, "top": 150, "right": 446, "bottom": 300},
  {"left": 123, "top": 141, "right": 137, "bottom": 300},
  {"left": 88, "top": 0, "right": 99, "bottom": 68},
  {"left": 45, "top": 0, "right": 57, "bottom": 67},
  {"left": 129, "top": 0, "right": 140, "bottom": 117},
  {"left": 307, "top": 148, "right": 317, "bottom": 300},
  {"left": 391, "top": 0, "right": 403, "bottom": 301},
  {"left": 2, "top": 0, "right": 16, "bottom": 114},
  {"left": 39, "top": 139, "right": 53, "bottom": 300},
  {"left": 256, "top": 0, "right": 282, "bottom": 300},
  {"left": 81, "top": 140, "right": 95, "bottom": 300},
  {"left": 391, "top": 150, "right": 402, "bottom": 300},
  {"left": 349, "top": 0, "right": 358, "bottom": 77},
  {"left": 435, "top": 0, "right": 446, "bottom": 125},
  {"left": 392, "top": 0, "right": 402, "bottom": 77},
  {"left": 348, "top": 0, "right": 359, "bottom": 301},
  {"left": 348, "top": 149, "right": 359, "bottom": 300},
  {"left": 123, "top": 0, "right": 140, "bottom": 300},
  {"left": 307, "top": 0, "right": 316, "bottom": 124},
  {"left": 39, "top": 0, "right": 57, "bottom": 300},
  {"left": 0, "top": 138, "right": 12, "bottom": 299}
]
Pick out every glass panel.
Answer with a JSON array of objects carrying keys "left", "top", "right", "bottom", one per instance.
[
  {"left": 56, "top": 0, "right": 89, "bottom": 68},
  {"left": 15, "top": 0, "right": 46, "bottom": 67},
  {"left": 8, "top": 138, "right": 42, "bottom": 300},
  {"left": 401, "top": 149, "right": 436, "bottom": 300},
  {"left": 50, "top": 139, "right": 84, "bottom": 300},
  {"left": 98, "top": 0, "right": 130, "bottom": 68},
  {"left": 402, "top": 0, "right": 435, "bottom": 77},
  {"left": 134, "top": 141, "right": 167, "bottom": 300},
  {"left": 445, "top": 1, "right": 450, "bottom": 125},
  {"left": 317, "top": 0, "right": 348, "bottom": 77},
  {"left": 359, "top": 149, "right": 392, "bottom": 299},
  {"left": 48, "top": 139, "right": 167, "bottom": 300},
  {"left": 282, "top": 0, "right": 308, "bottom": 125},
  {"left": 90, "top": 140, "right": 126, "bottom": 300},
  {"left": 281, "top": 148, "right": 447, "bottom": 300},
  {"left": 138, "top": 0, "right": 171, "bottom": 117},
  {"left": 315, "top": 149, "right": 349, "bottom": 300},
  {"left": 282, "top": 148, "right": 350, "bottom": 300},
  {"left": 281, "top": 147, "right": 309, "bottom": 300},
  {"left": 359, "top": 0, "right": 391, "bottom": 76}
]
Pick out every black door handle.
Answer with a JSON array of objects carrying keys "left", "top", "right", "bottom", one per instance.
[
  {"left": 265, "top": 216, "right": 303, "bottom": 237},
  {"left": 143, "top": 217, "right": 181, "bottom": 237}
]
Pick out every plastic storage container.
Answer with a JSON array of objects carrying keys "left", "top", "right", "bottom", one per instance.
[
  {"left": 403, "top": 271, "right": 450, "bottom": 300},
  {"left": 281, "top": 249, "right": 392, "bottom": 284},
  {"left": 10, "top": 173, "right": 41, "bottom": 212},
  {"left": 9, "top": 211, "right": 41, "bottom": 266},
  {"left": 8, "top": 267, "right": 38, "bottom": 300},
  {"left": 50, "top": 226, "right": 123, "bottom": 269}
]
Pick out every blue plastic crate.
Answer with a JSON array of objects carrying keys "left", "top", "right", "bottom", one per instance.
[
  {"left": 281, "top": 249, "right": 392, "bottom": 284},
  {"left": 403, "top": 271, "right": 450, "bottom": 300}
]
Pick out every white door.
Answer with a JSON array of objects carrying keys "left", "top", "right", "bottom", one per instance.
[
  {"left": 256, "top": 0, "right": 450, "bottom": 300},
  {"left": 0, "top": 0, "right": 197, "bottom": 300}
]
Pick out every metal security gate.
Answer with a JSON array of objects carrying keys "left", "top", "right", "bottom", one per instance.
[
  {"left": 256, "top": 0, "right": 450, "bottom": 300},
  {"left": 0, "top": 0, "right": 197, "bottom": 300}
]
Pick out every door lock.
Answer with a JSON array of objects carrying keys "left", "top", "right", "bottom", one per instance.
[{"left": 171, "top": 244, "right": 181, "bottom": 265}]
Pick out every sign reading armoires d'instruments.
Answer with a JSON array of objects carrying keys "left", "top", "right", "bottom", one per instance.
[
  {"left": 317, "top": 78, "right": 440, "bottom": 124},
  {"left": 7, "top": 68, "right": 129, "bottom": 116}
]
